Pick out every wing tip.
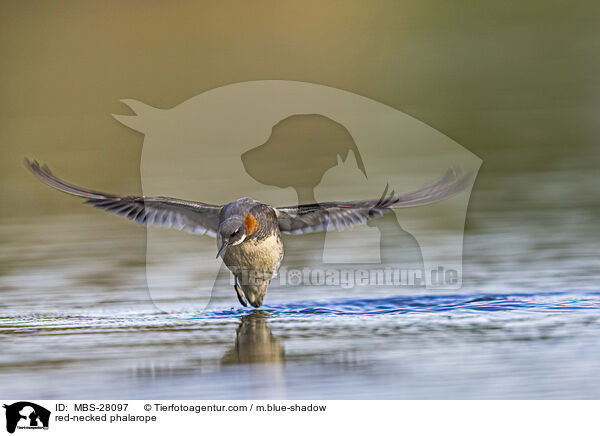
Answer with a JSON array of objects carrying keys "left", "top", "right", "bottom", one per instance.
[
  {"left": 24, "top": 157, "right": 39, "bottom": 173},
  {"left": 25, "top": 156, "right": 57, "bottom": 174},
  {"left": 24, "top": 157, "right": 55, "bottom": 180}
]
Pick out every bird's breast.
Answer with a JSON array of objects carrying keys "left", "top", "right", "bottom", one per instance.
[{"left": 223, "top": 233, "right": 283, "bottom": 275}]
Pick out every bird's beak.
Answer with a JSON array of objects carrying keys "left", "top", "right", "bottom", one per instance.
[{"left": 216, "top": 240, "right": 228, "bottom": 258}]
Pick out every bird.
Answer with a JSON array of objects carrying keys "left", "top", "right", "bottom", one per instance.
[{"left": 25, "top": 159, "right": 471, "bottom": 308}]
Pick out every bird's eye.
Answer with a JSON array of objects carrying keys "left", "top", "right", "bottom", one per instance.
[{"left": 230, "top": 230, "right": 239, "bottom": 237}]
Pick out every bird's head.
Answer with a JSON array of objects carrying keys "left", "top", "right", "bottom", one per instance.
[{"left": 216, "top": 216, "right": 247, "bottom": 258}]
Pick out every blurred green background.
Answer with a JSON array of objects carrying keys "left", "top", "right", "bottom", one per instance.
[{"left": 1, "top": 0, "right": 598, "bottom": 218}]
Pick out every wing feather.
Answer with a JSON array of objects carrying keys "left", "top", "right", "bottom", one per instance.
[
  {"left": 276, "top": 168, "right": 472, "bottom": 235},
  {"left": 25, "top": 159, "right": 221, "bottom": 237}
]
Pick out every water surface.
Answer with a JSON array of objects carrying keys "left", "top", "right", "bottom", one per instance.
[{"left": 1, "top": 167, "right": 599, "bottom": 399}]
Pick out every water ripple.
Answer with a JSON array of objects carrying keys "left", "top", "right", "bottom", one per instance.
[{"left": 199, "top": 291, "right": 600, "bottom": 319}]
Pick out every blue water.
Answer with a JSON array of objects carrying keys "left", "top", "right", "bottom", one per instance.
[
  {"left": 206, "top": 292, "right": 600, "bottom": 317},
  {"left": 1, "top": 288, "right": 599, "bottom": 399},
  {"left": 1, "top": 168, "right": 599, "bottom": 399}
]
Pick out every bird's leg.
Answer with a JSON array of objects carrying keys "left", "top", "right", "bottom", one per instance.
[{"left": 234, "top": 275, "right": 248, "bottom": 307}]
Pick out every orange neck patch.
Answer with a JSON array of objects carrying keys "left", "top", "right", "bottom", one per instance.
[{"left": 243, "top": 213, "right": 260, "bottom": 236}]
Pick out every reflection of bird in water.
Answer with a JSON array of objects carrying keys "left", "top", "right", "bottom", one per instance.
[
  {"left": 26, "top": 158, "right": 469, "bottom": 307},
  {"left": 221, "top": 311, "right": 284, "bottom": 364}
]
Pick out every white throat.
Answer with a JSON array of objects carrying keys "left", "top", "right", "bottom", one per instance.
[{"left": 230, "top": 233, "right": 247, "bottom": 246}]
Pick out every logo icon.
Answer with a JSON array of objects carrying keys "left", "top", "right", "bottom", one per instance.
[{"left": 3, "top": 402, "right": 50, "bottom": 434}]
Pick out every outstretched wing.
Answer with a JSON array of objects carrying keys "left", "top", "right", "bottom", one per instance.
[
  {"left": 25, "top": 159, "right": 221, "bottom": 237},
  {"left": 275, "top": 168, "right": 472, "bottom": 235}
]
